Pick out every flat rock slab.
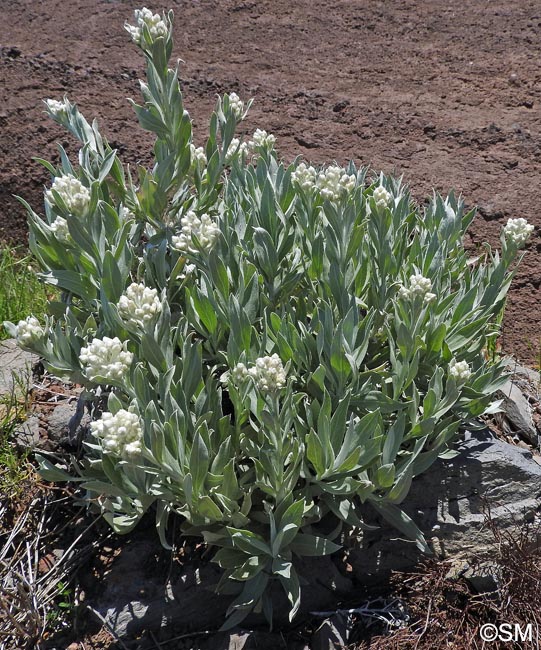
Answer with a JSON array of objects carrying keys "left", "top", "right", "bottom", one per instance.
[
  {"left": 0, "top": 338, "right": 37, "bottom": 397},
  {"left": 350, "top": 428, "right": 541, "bottom": 582},
  {"left": 89, "top": 534, "right": 352, "bottom": 640}
]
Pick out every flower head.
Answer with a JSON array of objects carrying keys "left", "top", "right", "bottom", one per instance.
[
  {"left": 90, "top": 408, "right": 143, "bottom": 459},
  {"left": 118, "top": 282, "right": 162, "bottom": 329},
  {"left": 449, "top": 358, "right": 472, "bottom": 383},
  {"left": 172, "top": 211, "right": 220, "bottom": 254},
  {"left": 46, "top": 174, "right": 90, "bottom": 216},
  {"left": 125, "top": 7, "right": 168, "bottom": 45},
  {"left": 228, "top": 92, "right": 245, "bottom": 119},
  {"left": 316, "top": 165, "right": 356, "bottom": 201},
  {"left": 49, "top": 216, "right": 70, "bottom": 242},
  {"left": 190, "top": 144, "right": 207, "bottom": 171},
  {"left": 80, "top": 336, "right": 133, "bottom": 383},
  {"left": 16, "top": 316, "right": 44, "bottom": 346},
  {"left": 398, "top": 274, "right": 436, "bottom": 303},
  {"left": 45, "top": 98, "right": 69, "bottom": 117},
  {"left": 291, "top": 162, "right": 317, "bottom": 192},
  {"left": 119, "top": 205, "right": 135, "bottom": 221},
  {"left": 226, "top": 138, "right": 249, "bottom": 163},
  {"left": 248, "top": 129, "right": 276, "bottom": 151},
  {"left": 232, "top": 354, "right": 288, "bottom": 392},
  {"left": 372, "top": 185, "right": 392, "bottom": 210},
  {"left": 503, "top": 218, "right": 534, "bottom": 247}
]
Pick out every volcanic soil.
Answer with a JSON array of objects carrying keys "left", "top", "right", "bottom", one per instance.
[{"left": 2, "top": 0, "right": 541, "bottom": 364}]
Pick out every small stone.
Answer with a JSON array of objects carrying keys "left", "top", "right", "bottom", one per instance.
[
  {"left": 228, "top": 632, "right": 253, "bottom": 650},
  {"left": 508, "top": 72, "right": 520, "bottom": 86}
]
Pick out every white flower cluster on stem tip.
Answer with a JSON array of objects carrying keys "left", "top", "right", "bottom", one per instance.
[
  {"left": 232, "top": 354, "right": 288, "bottom": 392},
  {"left": 46, "top": 174, "right": 90, "bottom": 216},
  {"left": 317, "top": 166, "right": 356, "bottom": 201},
  {"left": 228, "top": 92, "right": 245, "bottom": 119},
  {"left": 249, "top": 129, "right": 276, "bottom": 151},
  {"left": 226, "top": 138, "right": 249, "bottom": 162},
  {"left": 91, "top": 408, "right": 143, "bottom": 459},
  {"left": 172, "top": 211, "right": 220, "bottom": 254},
  {"left": 49, "top": 216, "right": 70, "bottom": 242},
  {"left": 16, "top": 316, "right": 44, "bottom": 346},
  {"left": 448, "top": 358, "right": 471, "bottom": 382},
  {"left": 503, "top": 218, "right": 534, "bottom": 247},
  {"left": 372, "top": 185, "right": 392, "bottom": 210},
  {"left": 398, "top": 274, "right": 436, "bottom": 303},
  {"left": 291, "top": 162, "right": 317, "bottom": 192},
  {"left": 190, "top": 144, "right": 207, "bottom": 170},
  {"left": 118, "top": 282, "right": 162, "bottom": 328},
  {"left": 80, "top": 336, "right": 133, "bottom": 383},
  {"left": 45, "top": 98, "right": 69, "bottom": 117},
  {"left": 125, "top": 7, "right": 168, "bottom": 45},
  {"left": 119, "top": 205, "right": 135, "bottom": 221}
]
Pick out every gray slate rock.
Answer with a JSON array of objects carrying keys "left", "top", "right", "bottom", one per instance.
[
  {"left": 350, "top": 429, "right": 541, "bottom": 582},
  {"left": 505, "top": 360, "right": 541, "bottom": 386},
  {"left": 0, "top": 338, "right": 37, "bottom": 397},
  {"left": 46, "top": 396, "right": 91, "bottom": 447},
  {"left": 14, "top": 414, "right": 40, "bottom": 448},
  {"left": 91, "top": 536, "right": 352, "bottom": 639},
  {"left": 496, "top": 379, "right": 538, "bottom": 446}
]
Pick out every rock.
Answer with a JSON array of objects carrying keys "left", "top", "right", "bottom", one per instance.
[
  {"left": 89, "top": 532, "right": 353, "bottom": 639},
  {"left": 0, "top": 339, "right": 37, "bottom": 397},
  {"left": 226, "top": 632, "right": 253, "bottom": 650},
  {"left": 349, "top": 429, "right": 541, "bottom": 582},
  {"left": 311, "top": 614, "right": 348, "bottom": 650},
  {"left": 496, "top": 379, "right": 538, "bottom": 446},
  {"left": 458, "top": 562, "right": 501, "bottom": 595},
  {"left": 14, "top": 414, "right": 40, "bottom": 448},
  {"left": 46, "top": 396, "right": 91, "bottom": 446},
  {"left": 90, "top": 537, "right": 232, "bottom": 639},
  {"left": 506, "top": 360, "right": 541, "bottom": 386}
]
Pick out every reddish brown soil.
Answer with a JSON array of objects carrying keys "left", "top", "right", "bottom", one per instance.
[{"left": 2, "top": 0, "right": 541, "bottom": 364}]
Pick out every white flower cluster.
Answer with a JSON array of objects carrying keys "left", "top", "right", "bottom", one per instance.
[
  {"left": 449, "top": 358, "right": 472, "bottom": 382},
  {"left": 317, "top": 166, "right": 356, "bottom": 201},
  {"left": 16, "top": 316, "right": 44, "bottom": 346},
  {"left": 291, "top": 162, "right": 317, "bottom": 192},
  {"left": 119, "top": 205, "right": 135, "bottom": 221},
  {"left": 46, "top": 174, "right": 90, "bottom": 216},
  {"left": 80, "top": 336, "right": 133, "bottom": 383},
  {"left": 291, "top": 163, "right": 356, "bottom": 200},
  {"left": 503, "top": 218, "right": 534, "bottom": 247},
  {"left": 228, "top": 92, "right": 245, "bottom": 119},
  {"left": 398, "top": 274, "right": 436, "bottom": 303},
  {"left": 45, "top": 98, "right": 69, "bottom": 117},
  {"left": 118, "top": 282, "right": 162, "bottom": 328},
  {"left": 190, "top": 144, "right": 207, "bottom": 170},
  {"left": 226, "top": 138, "right": 249, "bottom": 162},
  {"left": 125, "top": 7, "right": 168, "bottom": 45},
  {"left": 372, "top": 185, "right": 392, "bottom": 210},
  {"left": 90, "top": 408, "right": 143, "bottom": 459},
  {"left": 248, "top": 128, "right": 276, "bottom": 151},
  {"left": 232, "top": 354, "right": 288, "bottom": 392},
  {"left": 172, "top": 211, "right": 220, "bottom": 254},
  {"left": 49, "top": 216, "right": 70, "bottom": 242}
]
